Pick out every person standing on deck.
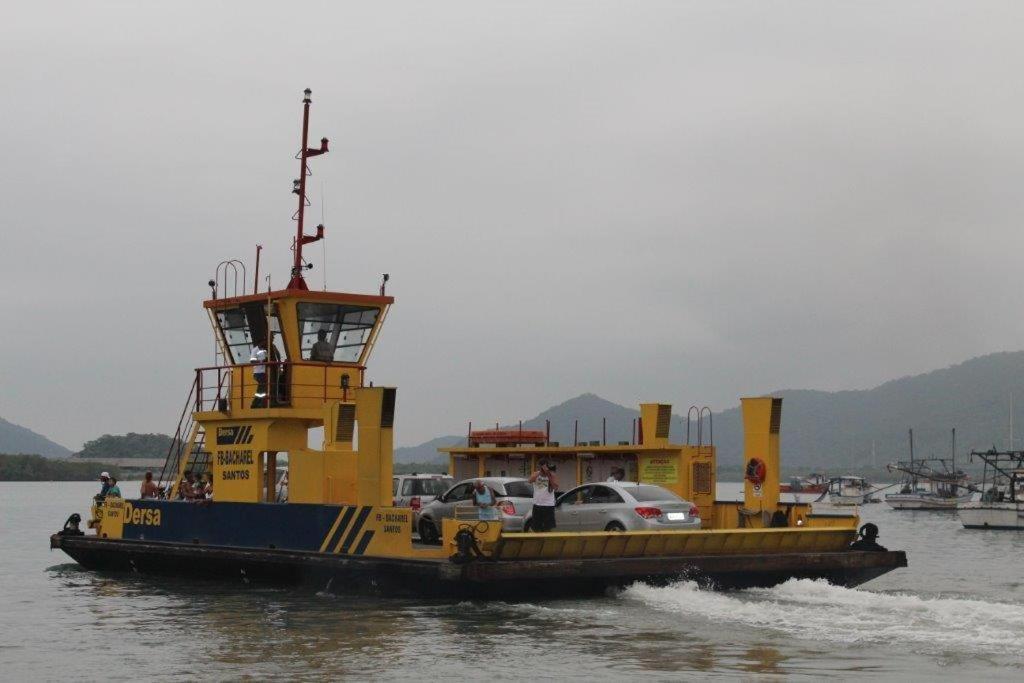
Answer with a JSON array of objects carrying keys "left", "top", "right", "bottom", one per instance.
[
  {"left": 528, "top": 459, "right": 559, "bottom": 531},
  {"left": 472, "top": 480, "right": 499, "bottom": 521},
  {"left": 106, "top": 477, "right": 122, "bottom": 498},
  {"left": 140, "top": 471, "right": 158, "bottom": 499},
  {"left": 250, "top": 339, "right": 268, "bottom": 408}
]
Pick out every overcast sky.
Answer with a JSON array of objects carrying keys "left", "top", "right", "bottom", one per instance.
[{"left": 2, "top": 1, "right": 1024, "bottom": 450}]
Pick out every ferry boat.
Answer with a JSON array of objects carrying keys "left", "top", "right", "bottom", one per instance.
[
  {"left": 50, "top": 90, "right": 907, "bottom": 595},
  {"left": 957, "top": 448, "right": 1024, "bottom": 530}
]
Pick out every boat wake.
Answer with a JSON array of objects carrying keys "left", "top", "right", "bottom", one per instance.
[{"left": 621, "top": 579, "right": 1024, "bottom": 657}]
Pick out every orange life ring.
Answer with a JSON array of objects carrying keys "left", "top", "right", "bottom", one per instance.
[{"left": 745, "top": 458, "right": 767, "bottom": 486}]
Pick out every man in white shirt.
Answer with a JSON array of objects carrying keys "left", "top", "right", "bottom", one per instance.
[
  {"left": 250, "top": 340, "right": 268, "bottom": 408},
  {"left": 528, "top": 459, "right": 559, "bottom": 532}
]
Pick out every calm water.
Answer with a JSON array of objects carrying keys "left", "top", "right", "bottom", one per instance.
[{"left": 2, "top": 481, "right": 1023, "bottom": 681}]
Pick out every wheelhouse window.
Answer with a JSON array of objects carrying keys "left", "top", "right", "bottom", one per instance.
[
  {"left": 215, "top": 304, "right": 286, "bottom": 364},
  {"left": 215, "top": 307, "right": 254, "bottom": 363},
  {"left": 298, "top": 303, "right": 380, "bottom": 363}
]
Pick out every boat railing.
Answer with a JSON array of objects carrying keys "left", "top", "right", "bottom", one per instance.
[{"left": 192, "top": 361, "right": 364, "bottom": 412}]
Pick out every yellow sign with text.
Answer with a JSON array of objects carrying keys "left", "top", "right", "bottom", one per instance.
[
  {"left": 214, "top": 448, "right": 261, "bottom": 501},
  {"left": 639, "top": 455, "right": 679, "bottom": 485}
]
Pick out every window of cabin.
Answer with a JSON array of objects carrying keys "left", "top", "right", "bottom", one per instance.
[
  {"left": 297, "top": 303, "right": 380, "bottom": 363},
  {"left": 215, "top": 304, "right": 286, "bottom": 365}
]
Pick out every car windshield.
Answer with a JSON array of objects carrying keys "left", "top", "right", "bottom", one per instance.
[
  {"left": 627, "top": 485, "right": 682, "bottom": 502},
  {"left": 403, "top": 478, "right": 454, "bottom": 496},
  {"left": 501, "top": 481, "right": 534, "bottom": 497}
]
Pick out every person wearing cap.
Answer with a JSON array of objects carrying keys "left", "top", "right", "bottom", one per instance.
[
  {"left": 95, "top": 472, "right": 111, "bottom": 502},
  {"left": 310, "top": 329, "right": 334, "bottom": 362}
]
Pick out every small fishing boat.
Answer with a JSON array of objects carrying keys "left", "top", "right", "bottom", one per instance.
[
  {"left": 885, "top": 428, "right": 973, "bottom": 510},
  {"left": 827, "top": 476, "right": 878, "bottom": 505},
  {"left": 780, "top": 473, "right": 828, "bottom": 494},
  {"left": 957, "top": 449, "right": 1024, "bottom": 530}
]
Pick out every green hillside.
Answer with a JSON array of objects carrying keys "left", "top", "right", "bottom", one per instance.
[
  {"left": 75, "top": 433, "right": 177, "bottom": 459},
  {"left": 0, "top": 454, "right": 121, "bottom": 481}
]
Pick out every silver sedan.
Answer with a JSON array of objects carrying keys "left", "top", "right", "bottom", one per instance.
[
  {"left": 417, "top": 477, "right": 535, "bottom": 543},
  {"left": 523, "top": 482, "right": 702, "bottom": 532}
]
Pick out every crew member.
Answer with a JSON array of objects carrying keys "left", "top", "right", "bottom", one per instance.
[
  {"left": 528, "top": 459, "right": 559, "bottom": 532},
  {"left": 140, "top": 471, "right": 158, "bottom": 499},
  {"left": 310, "top": 329, "right": 334, "bottom": 362},
  {"left": 472, "top": 480, "right": 499, "bottom": 521},
  {"left": 250, "top": 340, "right": 268, "bottom": 408}
]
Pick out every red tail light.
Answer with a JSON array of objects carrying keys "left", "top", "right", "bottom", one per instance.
[
  {"left": 634, "top": 506, "right": 662, "bottom": 519},
  {"left": 410, "top": 496, "right": 421, "bottom": 511},
  {"left": 498, "top": 500, "right": 516, "bottom": 515},
  {"left": 689, "top": 505, "right": 700, "bottom": 517}
]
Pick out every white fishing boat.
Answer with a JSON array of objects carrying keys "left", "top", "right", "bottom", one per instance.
[
  {"left": 827, "top": 476, "right": 877, "bottom": 506},
  {"left": 886, "top": 428, "right": 973, "bottom": 510},
  {"left": 957, "top": 448, "right": 1024, "bottom": 530},
  {"left": 886, "top": 481, "right": 973, "bottom": 510}
]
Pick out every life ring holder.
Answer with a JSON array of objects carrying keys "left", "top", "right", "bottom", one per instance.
[{"left": 745, "top": 458, "right": 767, "bottom": 487}]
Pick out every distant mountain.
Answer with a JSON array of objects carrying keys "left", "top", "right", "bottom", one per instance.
[
  {"left": 395, "top": 352, "right": 1024, "bottom": 471},
  {"left": 0, "top": 417, "right": 72, "bottom": 459}
]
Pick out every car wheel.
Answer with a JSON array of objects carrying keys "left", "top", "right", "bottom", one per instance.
[
  {"left": 605, "top": 521, "right": 626, "bottom": 532},
  {"left": 418, "top": 518, "right": 440, "bottom": 544}
]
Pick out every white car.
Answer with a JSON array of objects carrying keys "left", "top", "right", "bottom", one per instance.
[
  {"left": 392, "top": 473, "right": 454, "bottom": 528},
  {"left": 524, "top": 482, "right": 701, "bottom": 532}
]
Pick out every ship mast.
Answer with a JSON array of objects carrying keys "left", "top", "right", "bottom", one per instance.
[{"left": 289, "top": 88, "right": 329, "bottom": 290}]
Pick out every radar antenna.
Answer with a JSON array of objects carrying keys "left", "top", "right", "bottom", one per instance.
[{"left": 288, "top": 88, "right": 328, "bottom": 290}]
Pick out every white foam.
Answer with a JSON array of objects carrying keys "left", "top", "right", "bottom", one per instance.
[{"left": 621, "top": 579, "right": 1024, "bottom": 657}]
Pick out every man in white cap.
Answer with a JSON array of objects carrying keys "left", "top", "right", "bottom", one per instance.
[{"left": 96, "top": 472, "right": 111, "bottom": 501}]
